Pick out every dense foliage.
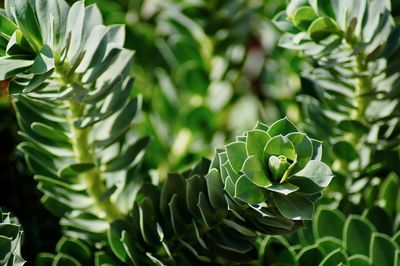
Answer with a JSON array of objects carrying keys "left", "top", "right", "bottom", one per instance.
[{"left": 0, "top": 0, "right": 398, "bottom": 265}]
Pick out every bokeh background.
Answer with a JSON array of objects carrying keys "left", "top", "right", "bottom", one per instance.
[{"left": 0, "top": 0, "right": 399, "bottom": 262}]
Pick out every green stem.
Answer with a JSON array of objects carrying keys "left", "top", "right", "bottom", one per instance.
[
  {"left": 67, "top": 100, "right": 122, "bottom": 220},
  {"left": 352, "top": 54, "right": 372, "bottom": 120}
]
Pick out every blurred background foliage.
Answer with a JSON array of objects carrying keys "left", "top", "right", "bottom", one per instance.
[{"left": 1, "top": 0, "right": 399, "bottom": 264}]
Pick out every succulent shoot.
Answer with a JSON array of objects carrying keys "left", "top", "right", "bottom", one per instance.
[{"left": 211, "top": 117, "right": 333, "bottom": 222}]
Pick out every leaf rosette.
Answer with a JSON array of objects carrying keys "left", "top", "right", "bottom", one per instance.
[{"left": 211, "top": 117, "right": 333, "bottom": 227}]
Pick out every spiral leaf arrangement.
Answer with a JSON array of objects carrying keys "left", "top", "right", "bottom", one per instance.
[
  {"left": 0, "top": 0, "right": 148, "bottom": 239},
  {"left": 0, "top": 0, "right": 334, "bottom": 265},
  {"left": 102, "top": 118, "right": 333, "bottom": 265},
  {"left": 273, "top": 0, "right": 400, "bottom": 152},
  {"left": 272, "top": 0, "right": 400, "bottom": 209}
]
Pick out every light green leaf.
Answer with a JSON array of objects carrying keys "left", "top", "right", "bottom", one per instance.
[
  {"left": 293, "top": 160, "right": 333, "bottom": 187},
  {"left": 12, "top": 0, "right": 43, "bottom": 50},
  {"left": 267, "top": 117, "right": 299, "bottom": 137},
  {"left": 103, "top": 136, "right": 150, "bottom": 172},
  {"left": 308, "top": 17, "right": 340, "bottom": 41},
  {"left": 225, "top": 141, "right": 247, "bottom": 173},
  {"left": 66, "top": 1, "right": 85, "bottom": 61},
  {"left": 235, "top": 175, "right": 267, "bottom": 204},
  {"left": 246, "top": 130, "right": 270, "bottom": 159},
  {"left": 0, "top": 14, "right": 18, "bottom": 39},
  {"left": 0, "top": 58, "right": 33, "bottom": 79},
  {"left": 265, "top": 183, "right": 299, "bottom": 195},
  {"left": 241, "top": 156, "right": 271, "bottom": 187},
  {"left": 29, "top": 45, "right": 54, "bottom": 74},
  {"left": 292, "top": 6, "right": 318, "bottom": 30},
  {"left": 264, "top": 135, "right": 296, "bottom": 161},
  {"left": 287, "top": 132, "right": 313, "bottom": 172}
]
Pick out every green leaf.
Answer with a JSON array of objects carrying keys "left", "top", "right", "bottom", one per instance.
[
  {"left": 316, "top": 237, "right": 343, "bottom": 255},
  {"left": 264, "top": 135, "right": 296, "bottom": 161},
  {"left": 52, "top": 253, "right": 80, "bottom": 266},
  {"left": 310, "top": 139, "right": 322, "bottom": 161},
  {"left": 308, "top": 17, "right": 340, "bottom": 41},
  {"left": 292, "top": 6, "right": 318, "bottom": 30},
  {"left": 35, "top": 0, "right": 61, "bottom": 46},
  {"left": 186, "top": 175, "right": 205, "bottom": 218},
  {"left": 370, "top": 233, "right": 397, "bottom": 266},
  {"left": 297, "top": 245, "right": 324, "bottom": 265},
  {"left": 197, "top": 192, "right": 218, "bottom": 228},
  {"left": 332, "top": 140, "right": 359, "bottom": 162},
  {"left": 348, "top": 255, "right": 370, "bottom": 266},
  {"left": 204, "top": 169, "right": 227, "bottom": 209},
  {"left": 0, "top": 14, "right": 18, "bottom": 39},
  {"left": 234, "top": 175, "right": 267, "bottom": 204},
  {"left": 274, "top": 193, "right": 314, "bottom": 220},
  {"left": 75, "top": 25, "right": 108, "bottom": 73},
  {"left": 293, "top": 160, "right": 333, "bottom": 187},
  {"left": 378, "top": 173, "right": 400, "bottom": 217},
  {"left": 31, "top": 122, "right": 69, "bottom": 142},
  {"left": 160, "top": 173, "right": 186, "bottom": 219},
  {"left": 246, "top": 130, "right": 270, "bottom": 159},
  {"left": 169, "top": 194, "right": 187, "bottom": 235},
  {"left": 223, "top": 161, "right": 240, "bottom": 183},
  {"left": 268, "top": 155, "right": 291, "bottom": 182},
  {"left": 267, "top": 117, "right": 299, "bottom": 137},
  {"left": 0, "top": 235, "right": 12, "bottom": 264},
  {"left": 94, "top": 251, "right": 121, "bottom": 266},
  {"left": 29, "top": 45, "right": 54, "bottom": 74},
  {"left": 0, "top": 58, "right": 34, "bottom": 79},
  {"left": 58, "top": 163, "right": 94, "bottom": 179},
  {"left": 265, "top": 183, "right": 299, "bottom": 195},
  {"left": 241, "top": 156, "right": 271, "bottom": 187},
  {"left": 225, "top": 141, "right": 247, "bottom": 173},
  {"left": 66, "top": 1, "right": 85, "bottom": 61},
  {"left": 34, "top": 253, "right": 56, "bottom": 266},
  {"left": 139, "top": 198, "right": 159, "bottom": 247},
  {"left": 287, "top": 132, "right": 313, "bottom": 172},
  {"left": 55, "top": 237, "right": 92, "bottom": 265},
  {"left": 314, "top": 207, "right": 345, "bottom": 239},
  {"left": 11, "top": 0, "right": 43, "bottom": 50},
  {"left": 103, "top": 136, "right": 150, "bottom": 172},
  {"left": 107, "top": 220, "right": 129, "bottom": 263},
  {"left": 286, "top": 0, "right": 308, "bottom": 17},
  {"left": 343, "top": 215, "right": 375, "bottom": 256},
  {"left": 319, "top": 248, "right": 348, "bottom": 266}
]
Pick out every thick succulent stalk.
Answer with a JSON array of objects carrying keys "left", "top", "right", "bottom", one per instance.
[
  {"left": 353, "top": 53, "right": 372, "bottom": 121},
  {"left": 67, "top": 101, "right": 122, "bottom": 220}
]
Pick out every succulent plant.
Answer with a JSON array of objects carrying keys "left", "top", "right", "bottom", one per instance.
[
  {"left": 261, "top": 205, "right": 400, "bottom": 266},
  {"left": 0, "top": 209, "right": 25, "bottom": 266},
  {"left": 211, "top": 117, "right": 333, "bottom": 228},
  {"left": 101, "top": 119, "right": 334, "bottom": 265},
  {"left": 0, "top": 0, "right": 148, "bottom": 242}
]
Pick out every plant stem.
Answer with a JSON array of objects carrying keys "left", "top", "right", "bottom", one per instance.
[
  {"left": 352, "top": 53, "right": 372, "bottom": 120},
  {"left": 67, "top": 100, "right": 122, "bottom": 220}
]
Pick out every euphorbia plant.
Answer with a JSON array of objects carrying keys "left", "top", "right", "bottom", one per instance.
[{"left": 0, "top": 0, "right": 336, "bottom": 264}]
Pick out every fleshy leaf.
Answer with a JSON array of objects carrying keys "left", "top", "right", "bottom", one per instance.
[
  {"left": 241, "top": 156, "right": 271, "bottom": 187},
  {"left": 235, "top": 175, "right": 268, "bottom": 204}
]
